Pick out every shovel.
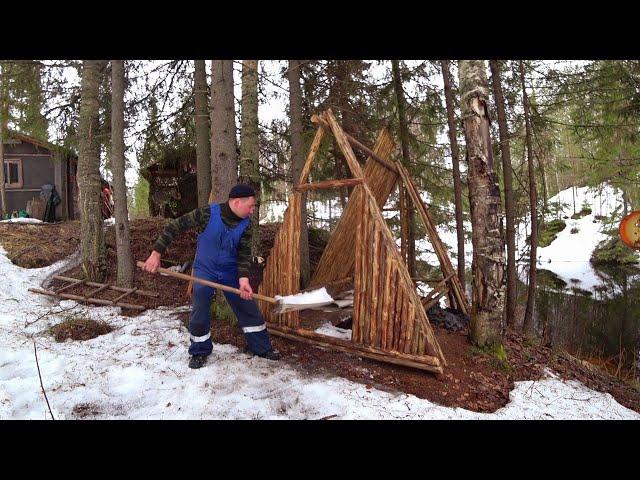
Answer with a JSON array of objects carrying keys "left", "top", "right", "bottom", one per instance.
[{"left": 136, "top": 261, "right": 335, "bottom": 314}]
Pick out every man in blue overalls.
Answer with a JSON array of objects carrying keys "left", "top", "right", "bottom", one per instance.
[{"left": 143, "top": 184, "right": 280, "bottom": 369}]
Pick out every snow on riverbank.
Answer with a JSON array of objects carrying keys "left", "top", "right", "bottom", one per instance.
[
  {"left": 1, "top": 246, "right": 638, "bottom": 419},
  {"left": 516, "top": 184, "right": 640, "bottom": 297}
]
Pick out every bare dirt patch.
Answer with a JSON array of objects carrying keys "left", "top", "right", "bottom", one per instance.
[
  {"left": 50, "top": 317, "right": 114, "bottom": 342},
  {"left": 0, "top": 221, "right": 80, "bottom": 268}
]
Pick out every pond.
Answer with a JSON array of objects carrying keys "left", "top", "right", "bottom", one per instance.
[{"left": 530, "top": 263, "right": 640, "bottom": 378}]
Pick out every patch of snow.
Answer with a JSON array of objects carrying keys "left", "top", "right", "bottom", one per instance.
[
  {"left": 314, "top": 322, "right": 352, "bottom": 341},
  {"left": 517, "top": 184, "right": 640, "bottom": 297},
  {"left": 275, "top": 287, "right": 334, "bottom": 305},
  {"left": 0, "top": 218, "right": 43, "bottom": 224}
]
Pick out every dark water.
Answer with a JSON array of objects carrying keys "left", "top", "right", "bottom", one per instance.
[{"left": 533, "top": 265, "right": 640, "bottom": 375}]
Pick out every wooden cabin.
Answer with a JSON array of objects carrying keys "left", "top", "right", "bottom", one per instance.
[{"left": 2, "top": 131, "right": 78, "bottom": 220}]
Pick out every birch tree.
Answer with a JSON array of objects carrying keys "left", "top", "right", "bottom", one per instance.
[{"left": 458, "top": 60, "right": 506, "bottom": 348}]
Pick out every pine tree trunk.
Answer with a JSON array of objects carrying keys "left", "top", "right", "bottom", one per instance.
[
  {"left": 489, "top": 60, "right": 517, "bottom": 327},
  {"left": 288, "top": 60, "right": 310, "bottom": 287},
  {"left": 210, "top": 60, "right": 238, "bottom": 203},
  {"left": 441, "top": 60, "right": 466, "bottom": 292},
  {"left": 194, "top": 60, "right": 211, "bottom": 207},
  {"left": 0, "top": 64, "right": 7, "bottom": 218},
  {"left": 458, "top": 60, "right": 506, "bottom": 349},
  {"left": 391, "top": 60, "right": 416, "bottom": 279},
  {"left": 239, "top": 60, "right": 261, "bottom": 256},
  {"left": 110, "top": 60, "right": 133, "bottom": 288},
  {"left": 520, "top": 60, "right": 538, "bottom": 338},
  {"left": 78, "top": 60, "right": 107, "bottom": 282}
]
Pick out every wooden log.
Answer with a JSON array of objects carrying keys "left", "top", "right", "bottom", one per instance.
[
  {"left": 111, "top": 288, "right": 138, "bottom": 304},
  {"left": 397, "top": 288, "right": 406, "bottom": 352},
  {"left": 298, "top": 127, "right": 325, "bottom": 185},
  {"left": 54, "top": 280, "right": 86, "bottom": 294},
  {"left": 311, "top": 114, "right": 398, "bottom": 174},
  {"left": 323, "top": 110, "right": 365, "bottom": 179},
  {"left": 85, "top": 283, "right": 111, "bottom": 299},
  {"left": 422, "top": 290, "right": 448, "bottom": 311},
  {"left": 404, "top": 299, "right": 416, "bottom": 355},
  {"left": 53, "top": 276, "right": 159, "bottom": 297},
  {"left": 394, "top": 162, "right": 470, "bottom": 315},
  {"left": 28, "top": 288, "right": 146, "bottom": 310},
  {"left": 369, "top": 227, "right": 380, "bottom": 346},
  {"left": 266, "top": 323, "right": 443, "bottom": 373},
  {"left": 293, "top": 178, "right": 363, "bottom": 192},
  {"left": 380, "top": 253, "right": 393, "bottom": 350}
]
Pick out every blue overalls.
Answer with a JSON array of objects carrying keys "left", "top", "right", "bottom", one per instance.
[{"left": 188, "top": 203, "right": 273, "bottom": 357}]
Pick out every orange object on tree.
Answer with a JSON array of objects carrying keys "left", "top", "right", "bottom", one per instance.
[{"left": 619, "top": 210, "right": 640, "bottom": 250}]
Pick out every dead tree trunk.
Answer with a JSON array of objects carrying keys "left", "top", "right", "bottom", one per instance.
[
  {"left": 240, "top": 60, "right": 261, "bottom": 256},
  {"left": 110, "top": 60, "right": 133, "bottom": 288},
  {"left": 288, "top": 59, "right": 311, "bottom": 287},
  {"left": 391, "top": 60, "right": 416, "bottom": 279},
  {"left": 441, "top": 60, "right": 466, "bottom": 292},
  {"left": 78, "top": 60, "right": 107, "bottom": 282},
  {"left": 458, "top": 60, "right": 506, "bottom": 349},
  {"left": 520, "top": 60, "right": 538, "bottom": 338},
  {"left": 194, "top": 60, "right": 211, "bottom": 207},
  {"left": 210, "top": 60, "right": 238, "bottom": 203},
  {"left": 489, "top": 60, "right": 517, "bottom": 327}
]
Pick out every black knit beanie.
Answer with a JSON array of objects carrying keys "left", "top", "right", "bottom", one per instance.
[{"left": 228, "top": 184, "right": 256, "bottom": 198}]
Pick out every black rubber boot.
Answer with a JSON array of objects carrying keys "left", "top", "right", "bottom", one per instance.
[
  {"left": 242, "top": 346, "right": 281, "bottom": 361},
  {"left": 188, "top": 355, "right": 208, "bottom": 369}
]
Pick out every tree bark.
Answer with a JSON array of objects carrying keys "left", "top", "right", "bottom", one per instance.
[
  {"left": 210, "top": 60, "right": 238, "bottom": 203},
  {"left": 520, "top": 60, "right": 538, "bottom": 338},
  {"left": 391, "top": 60, "right": 416, "bottom": 279},
  {"left": 288, "top": 60, "right": 311, "bottom": 287},
  {"left": 458, "top": 60, "right": 506, "bottom": 349},
  {"left": 489, "top": 60, "right": 517, "bottom": 327},
  {"left": 110, "top": 60, "right": 133, "bottom": 288},
  {"left": 441, "top": 60, "right": 466, "bottom": 293},
  {"left": 194, "top": 60, "right": 211, "bottom": 207},
  {"left": 0, "top": 63, "right": 7, "bottom": 218},
  {"left": 78, "top": 60, "right": 107, "bottom": 282},
  {"left": 239, "top": 60, "right": 261, "bottom": 256}
]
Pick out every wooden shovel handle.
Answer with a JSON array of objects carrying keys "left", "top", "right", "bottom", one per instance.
[{"left": 136, "top": 261, "right": 278, "bottom": 304}]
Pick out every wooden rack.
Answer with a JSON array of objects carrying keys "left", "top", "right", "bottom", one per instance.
[{"left": 28, "top": 275, "right": 159, "bottom": 311}]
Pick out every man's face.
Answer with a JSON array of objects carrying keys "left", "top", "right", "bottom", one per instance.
[{"left": 232, "top": 196, "right": 256, "bottom": 219}]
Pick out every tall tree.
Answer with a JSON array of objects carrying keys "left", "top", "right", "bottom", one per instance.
[
  {"left": 0, "top": 63, "right": 6, "bottom": 218},
  {"left": 110, "top": 60, "right": 133, "bottom": 288},
  {"left": 288, "top": 60, "right": 311, "bottom": 287},
  {"left": 239, "top": 60, "right": 261, "bottom": 256},
  {"left": 489, "top": 60, "right": 517, "bottom": 327},
  {"left": 520, "top": 61, "right": 538, "bottom": 337},
  {"left": 210, "top": 60, "right": 237, "bottom": 203},
  {"left": 458, "top": 60, "right": 506, "bottom": 349},
  {"left": 391, "top": 60, "right": 417, "bottom": 279},
  {"left": 194, "top": 60, "right": 211, "bottom": 207},
  {"left": 77, "top": 60, "right": 107, "bottom": 282},
  {"left": 441, "top": 60, "right": 466, "bottom": 292}
]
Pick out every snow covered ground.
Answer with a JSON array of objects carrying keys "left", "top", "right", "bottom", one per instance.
[
  {"left": 515, "top": 184, "right": 640, "bottom": 297},
  {"left": 1, "top": 245, "right": 638, "bottom": 420}
]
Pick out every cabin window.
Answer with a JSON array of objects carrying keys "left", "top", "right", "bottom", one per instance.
[{"left": 3, "top": 159, "right": 23, "bottom": 188}]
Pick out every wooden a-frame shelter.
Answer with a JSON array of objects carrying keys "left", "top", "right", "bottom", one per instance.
[{"left": 258, "top": 109, "right": 469, "bottom": 374}]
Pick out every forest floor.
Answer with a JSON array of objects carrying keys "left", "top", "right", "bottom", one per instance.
[{"left": 1, "top": 218, "right": 638, "bottom": 415}]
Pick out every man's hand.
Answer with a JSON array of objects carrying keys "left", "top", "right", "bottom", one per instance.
[
  {"left": 143, "top": 250, "right": 162, "bottom": 273},
  {"left": 238, "top": 277, "right": 253, "bottom": 300}
]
